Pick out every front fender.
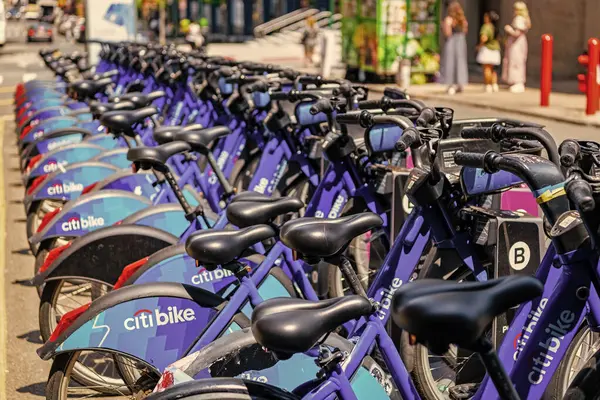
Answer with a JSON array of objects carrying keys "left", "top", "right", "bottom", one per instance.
[
  {"left": 24, "top": 162, "right": 121, "bottom": 213},
  {"left": 32, "top": 224, "right": 178, "bottom": 286},
  {"left": 37, "top": 282, "right": 226, "bottom": 373},
  {"left": 29, "top": 190, "right": 152, "bottom": 245}
]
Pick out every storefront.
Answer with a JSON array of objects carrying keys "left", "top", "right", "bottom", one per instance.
[{"left": 341, "top": 0, "right": 441, "bottom": 83}]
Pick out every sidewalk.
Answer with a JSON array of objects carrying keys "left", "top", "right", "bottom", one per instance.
[{"left": 369, "top": 83, "right": 600, "bottom": 127}]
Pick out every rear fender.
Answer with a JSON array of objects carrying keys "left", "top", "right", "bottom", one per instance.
[
  {"left": 18, "top": 106, "right": 71, "bottom": 131},
  {"left": 24, "top": 162, "right": 121, "bottom": 213},
  {"left": 36, "top": 282, "right": 226, "bottom": 373},
  {"left": 121, "top": 204, "right": 192, "bottom": 238},
  {"left": 29, "top": 190, "right": 152, "bottom": 245},
  {"left": 90, "top": 148, "right": 131, "bottom": 169},
  {"left": 20, "top": 116, "right": 80, "bottom": 146},
  {"left": 32, "top": 224, "right": 178, "bottom": 286},
  {"left": 24, "top": 143, "right": 105, "bottom": 182},
  {"left": 90, "top": 171, "right": 161, "bottom": 199},
  {"left": 121, "top": 244, "right": 248, "bottom": 292},
  {"left": 20, "top": 127, "right": 94, "bottom": 163}
]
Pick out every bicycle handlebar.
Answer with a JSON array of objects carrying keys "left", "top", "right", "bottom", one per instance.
[{"left": 460, "top": 124, "right": 560, "bottom": 166}]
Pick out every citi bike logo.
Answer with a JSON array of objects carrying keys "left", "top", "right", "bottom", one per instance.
[
  {"left": 47, "top": 138, "right": 79, "bottom": 151},
  {"left": 33, "top": 130, "right": 45, "bottom": 139},
  {"left": 376, "top": 278, "right": 403, "bottom": 320},
  {"left": 62, "top": 215, "right": 105, "bottom": 232},
  {"left": 192, "top": 268, "right": 233, "bottom": 285},
  {"left": 43, "top": 160, "right": 68, "bottom": 173},
  {"left": 124, "top": 306, "right": 197, "bottom": 331},
  {"left": 513, "top": 298, "right": 547, "bottom": 361},
  {"left": 47, "top": 181, "right": 83, "bottom": 195},
  {"left": 527, "top": 307, "right": 576, "bottom": 385}
]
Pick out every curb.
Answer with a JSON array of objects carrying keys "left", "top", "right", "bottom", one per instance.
[{"left": 368, "top": 85, "right": 600, "bottom": 128}]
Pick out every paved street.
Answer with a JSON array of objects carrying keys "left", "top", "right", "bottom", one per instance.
[{"left": 1, "top": 30, "right": 600, "bottom": 400}]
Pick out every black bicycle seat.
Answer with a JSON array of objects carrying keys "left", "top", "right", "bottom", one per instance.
[
  {"left": 227, "top": 197, "right": 304, "bottom": 228},
  {"left": 70, "top": 77, "right": 113, "bottom": 99},
  {"left": 280, "top": 213, "right": 383, "bottom": 258},
  {"left": 252, "top": 296, "right": 372, "bottom": 355},
  {"left": 392, "top": 276, "right": 543, "bottom": 352},
  {"left": 101, "top": 107, "right": 158, "bottom": 136},
  {"left": 127, "top": 141, "right": 191, "bottom": 170},
  {"left": 152, "top": 123, "right": 202, "bottom": 144},
  {"left": 175, "top": 126, "right": 232, "bottom": 154},
  {"left": 89, "top": 100, "right": 135, "bottom": 118},
  {"left": 110, "top": 91, "right": 165, "bottom": 108},
  {"left": 185, "top": 225, "right": 276, "bottom": 266}
]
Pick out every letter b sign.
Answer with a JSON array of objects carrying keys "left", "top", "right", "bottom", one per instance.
[{"left": 509, "top": 241, "right": 531, "bottom": 271}]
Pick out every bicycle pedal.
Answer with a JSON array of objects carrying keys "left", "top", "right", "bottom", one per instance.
[{"left": 449, "top": 383, "right": 479, "bottom": 399}]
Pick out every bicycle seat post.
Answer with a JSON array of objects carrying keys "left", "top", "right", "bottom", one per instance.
[
  {"left": 326, "top": 254, "right": 368, "bottom": 299},
  {"left": 474, "top": 337, "right": 520, "bottom": 400}
]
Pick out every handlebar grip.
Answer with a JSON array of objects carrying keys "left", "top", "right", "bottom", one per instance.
[
  {"left": 269, "top": 91, "right": 289, "bottom": 101},
  {"left": 461, "top": 126, "right": 493, "bottom": 139},
  {"left": 559, "top": 140, "right": 581, "bottom": 167},
  {"left": 453, "top": 151, "right": 487, "bottom": 169},
  {"left": 395, "top": 128, "right": 419, "bottom": 152},
  {"left": 336, "top": 111, "right": 364, "bottom": 125},
  {"left": 566, "top": 179, "right": 595, "bottom": 212},
  {"left": 357, "top": 99, "right": 382, "bottom": 109},
  {"left": 416, "top": 107, "right": 436, "bottom": 127}
]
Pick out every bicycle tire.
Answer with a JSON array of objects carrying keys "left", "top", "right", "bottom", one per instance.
[{"left": 153, "top": 327, "right": 396, "bottom": 399}]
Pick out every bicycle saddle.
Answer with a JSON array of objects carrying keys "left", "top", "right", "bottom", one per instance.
[
  {"left": 252, "top": 296, "right": 372, "bottom": 355},
  {"left": 174, "top": 126, "right": 232, "bottom": 154},
  {"left": 110, "top": 91, "right": 165, "bottom": 108},
  {"left": 127, "top": 141, "right": 191, "bottom": 170},
  {"left": 185, "top": 225, "right": 276, "bottom": 266},
  {"left": 89, "top": 100, "right": 135, "bottom": 118},
  {"left": 100, "top": 107, "right": 158, "bottom": 135},
  {"left": 153, "top": 124, "right": 204, "bottom": 144},
  {"left": 70, "top": 77, "right": 113, "bottom": 99},
  {"left": 280, "top": 213, "right": 383, "bottom": 258},
  {"left": 227, "top": 197, "right": 304, "bottom": 228},
  {"left": 392, "top": 276, "right": 543, "bottom": 352}
]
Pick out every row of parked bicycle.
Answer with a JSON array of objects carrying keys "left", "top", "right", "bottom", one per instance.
[{"left": 13, "top": 42, "right": 600, "bottom": 400}]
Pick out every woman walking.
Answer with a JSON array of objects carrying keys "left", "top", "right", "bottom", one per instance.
[
  {"left": 441, "top": 1, "right": 468, "bottom": 95},
  {"left": 503, "top": 1, "right": 531, "bottom": 93},
  {"left": 477, "top": 11, "right": 501, "bottom": 93}
]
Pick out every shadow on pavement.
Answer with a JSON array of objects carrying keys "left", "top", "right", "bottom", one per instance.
[
  {"left": 17, "top": 330, "right": 43, "bottom": 344},
  {"left": 16, "top": 382, "right": 46, "bottom": 396}
]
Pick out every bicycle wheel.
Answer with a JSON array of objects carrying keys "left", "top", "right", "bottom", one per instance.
[
  {"left": 26, "top": 198, "right": 63, "bottom": 254},
  {"left": 154, "top": 328, "right": 397, "bottom": 400},
  {"left": 148, "top": 378, "right": 298, "bottom": 400},
  {"left": 40, "top": 279, "right": 128, "bottom": 395},
  {"left": 46, "top": 350, "right": 160, "bottom": 399}
]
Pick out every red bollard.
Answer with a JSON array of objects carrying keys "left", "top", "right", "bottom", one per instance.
[
  {"left": 540, "top": 34, "right": 553, "bottom": 107},
  {"left": 586, "top": 38, "right": 600, "bottom": 115}
]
